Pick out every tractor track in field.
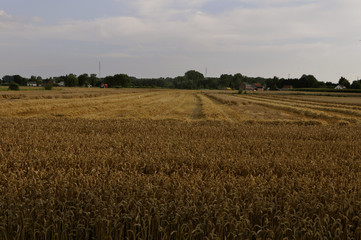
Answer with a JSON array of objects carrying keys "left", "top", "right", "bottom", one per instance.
[{"left": 191, "top": 94, "right": 204, "bottom": 120}]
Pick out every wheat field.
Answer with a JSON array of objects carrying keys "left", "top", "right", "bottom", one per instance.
[{"left": 1, "top": 89, "right": 361, "bottom": 239}]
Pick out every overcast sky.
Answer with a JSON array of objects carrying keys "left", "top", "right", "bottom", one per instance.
[{"left": 1, "top": 0, "right": 361, "bottom": 82}]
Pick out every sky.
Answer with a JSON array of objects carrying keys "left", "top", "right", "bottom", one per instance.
[{"left": 1, "top": 0, "right": 361, "bottom": 83}]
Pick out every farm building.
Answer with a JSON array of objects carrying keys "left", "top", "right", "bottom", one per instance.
[
  {"left": 240, "top": 82, "right": 264, "bottom": 91},
  {"left": 253, "top": 83, "right": 264, "bottom": 91},
  {"left": 334, "top": 85, "right": 346, "bottom": 90},
  {"left": 26, "top": 81, "right": 37, "bottom": 87},
  {"left": 57, "top": 81, "right": 65, "bottom": 87},
  {"left": 281, "top": 85, "right": 293, "bottom": 90}
]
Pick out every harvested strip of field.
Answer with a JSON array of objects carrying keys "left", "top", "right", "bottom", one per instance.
[
  {"left": 198, "top": 93, "right": 235, "bottom": 121},
  {"left": 203, "top": 93, "right": 322, "bottom": 124},
  {"left": 0, "top": 91, "right": 164, "bottom": 119},
  {"left": 1, "top": 89, "right": 361, "bottom": 125},
  {"left": 262, "top": 92, "right": 361, "bottom": 105},
  {"left": 251, "top": 94, "right": 361, "bottom": 112},
  {"left": 208, "top": 92, "right": 356, "bottom": 124},
  {"left": 239, "top": 94, "right": 360, "bottom": 124},
  {"left": 0, "top": 87, "right": 153, "bottom": 100},
  {"left": 0, "top": 90, "right": 187, "bottom": 119}
]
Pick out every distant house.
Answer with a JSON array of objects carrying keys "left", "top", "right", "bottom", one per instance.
[
  {"left": 253, "top": 83, "right": 264, "bottom": 91},
  {"left": 281, "top": 85, "right": 293, "bottom": 90},
  {"left": 240, "top": 82, "right": 264, "bottom": 91},
  {"left": 334, "top": 85, "right": 346, "bottom": 90},
  {"left": 57, "top": 81, "right": 65, "bottom": 87},
  {"left": 240, "top": 82, "right": 256, "bottom": 91},
  {"left": 42, "top": 79, "right": 54, "bottom": 86},
  {"left": 27, "top": 81, "right": 37, "bottom": 87}
]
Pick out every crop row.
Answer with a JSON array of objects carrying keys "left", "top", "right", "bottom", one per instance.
[
  {"left": 242, "top": 94, "right": 361, "bottom": 120},
  {"left": 1, "top": 119, "right": 360, "bottom": 239},
  {"left": 206, "top": 93, "right": 360, "bottom": 124}
]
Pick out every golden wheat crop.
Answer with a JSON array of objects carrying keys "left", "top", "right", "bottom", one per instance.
[{"left": 1, "top": 89, "right": 361, "bottom": 239}]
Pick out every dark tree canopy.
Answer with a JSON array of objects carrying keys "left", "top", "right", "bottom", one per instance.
[
  {"left": 65, "top": 74, "right": 78, "bottom": 87},
  {"left": 299, "top": 74, "right": 319, "bottom": 88},
  {"left": 78, "top": 74, "right": 90, "bottom": 87},
  {"left": 219, "top": 74, "right": 232, "bottom": 88},
  {"left": 184, "top": 70, "right": 204, "bottom": 89},
  {"left": 339, "top": 77, "right": 351, "bottom": 88},
  {"left": 265, "top": 77, "right": 279, "bottom": 90},
  {"left": 2, "top": 71, "right": 358, "bottom": 92},
  {"left": 351, "top": 80, "right": 361, "bottom": 89},
  {"left": 104, "top": 74, "right": 130, "bottom": 87},
  {"left": 13, "top": 75, "right": 26, "bottom": 86}
]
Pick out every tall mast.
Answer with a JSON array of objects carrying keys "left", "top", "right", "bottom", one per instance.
[{"left": 98, "top": 61, "right": 101, "bottom": 79}]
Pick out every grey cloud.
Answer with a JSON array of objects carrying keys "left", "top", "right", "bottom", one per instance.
[{"left": 1, "top": 1, "right": 361, "bottom": 81}]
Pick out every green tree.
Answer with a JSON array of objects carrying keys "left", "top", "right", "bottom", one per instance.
[
  {"left": 115, "top": 74, "right": 130, "bottom": 87},
  {"left": 29, "top": 76, "right": 42, "bottom": 86},
  {"left": 299, "top": 74, "right": 319, "bottom": 88},
  {"left": 339, "top": 77, "right": 350, "bottom": 88},
  {"left": 78, "top": 74, "right": 90, "bottom": 87},
  {"left": 36, "top": 76, "right": 43, "bottom": 86},
  {"left": 350, "top": 80, "right": 361, "bottom": 89},
  {"left": 44, "top": 83, "right": 53, "bottom": 90},
  {"left": 104, "top": 74, "right": 130, "bottom": 87},
  {"left": 173, "top": 76, "right": 188, "bottom": 89},
  {"left": 219, "top": 74, "right": 232, "bottom": 89},
  {"left": 2, "top": 75, "right": 14, "bottom": 83},
  {"left": 13, "top": 75, "right": 26, "bottom": 86},
  {"left": 231, "top": 73, "right": 244, "bottom": 89},
  {"left": 185, "top": 70, "right": 204, "bottom": 89},
  {"left": 89, "top": 74, "right": 99, "bottom": 87},
  {"left": 30, "top": 76, "right": 37, "bottom": 82},
  {"left": 266, "top": 76, "right": 279, "bottom": 90},
  {"left": 325, "top": 81, "right": 335, "bottom": 88},
  {"left": 65, "top": 74, "right": 78, "bottom": 87},
  {"left": 8, "top": 81, "right": 20, "bottom": 90}
]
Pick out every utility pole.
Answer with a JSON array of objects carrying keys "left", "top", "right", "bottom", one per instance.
[{"left": 98, "top": 61, "right": 101, "bottom": 79}]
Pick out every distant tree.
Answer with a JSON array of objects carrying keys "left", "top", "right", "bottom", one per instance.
[
  {"left": 8, "top": 81, "right": 19, "bottom": 90},
  {"left": 65, "top": 74, "right": 78, "bottom": 87},
  {"left": 44, "top": 83, "right": 53, "bottom": 90},
  {"left": 89, "top": 74, "right": 99, "bottom": 87},
  {"left": 338, "top": 77, "right": 350, "bottom": 88},
  {"left": 103, "top": 76, "right": 113, "bottom": 87},
  {"left": 266, "top": 76, "right": 279, "bottom": 90},
  {"left": 163, "top": 77, "right": 175, "bottom": 88},
  {"left": 207, "top": 77, "right": 220, "bottom": 89},
  {"left": 231, "top": 73, "right": 244, "bottom": 89},
  {"left": 173, "top": 76, "right": 187, "bottom": 89},
  {"left": 78, "top": 73, "right": 90, "bottom": 87},
  {"left": 13, "top": 75, "right": 26, "bottom": 86},
  {"left": 184, "top": 70, "right": 204, "bottom": 89},
  {"left": 219, "top": 74, "right": 232, "bottom": 89},
  {"left": 2, "top": 75, "right": 14, "bottom": 83},
  {"left": 350, "top": 80, "right": 361, "bottom": 89},
  {"left": 200, "top": 77, "right": 216, "bottom": 89},
  {"left": 29, "top": 75, "right": 42, "bottom": 86},
  {"left": 104, "top": 74, "right": 130, "bottom": 87},
  {"left": 36, "top": 76, "right": 43, "bottom": 86},
  {"left": 30, "top": 76, "right": 37, "bottom": 82},
  {"left": 325, "top": 81, "right": 336, "bottom": 88},
  {"left": 299, "top": 74, "right": 319, "bottom": 88},
  {"left": 318, "top": 81, "right": 326, "bottom": 88},
  {"left": 116, "top": 74, "right": 130, "bottom": 87},
  {"left": 277, "top": 78, "right": 285, "bottom": 88}
]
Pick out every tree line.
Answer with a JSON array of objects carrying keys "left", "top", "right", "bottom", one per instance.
[{"left": 1, "top": 70, "right": 360, "bottom": 90}]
